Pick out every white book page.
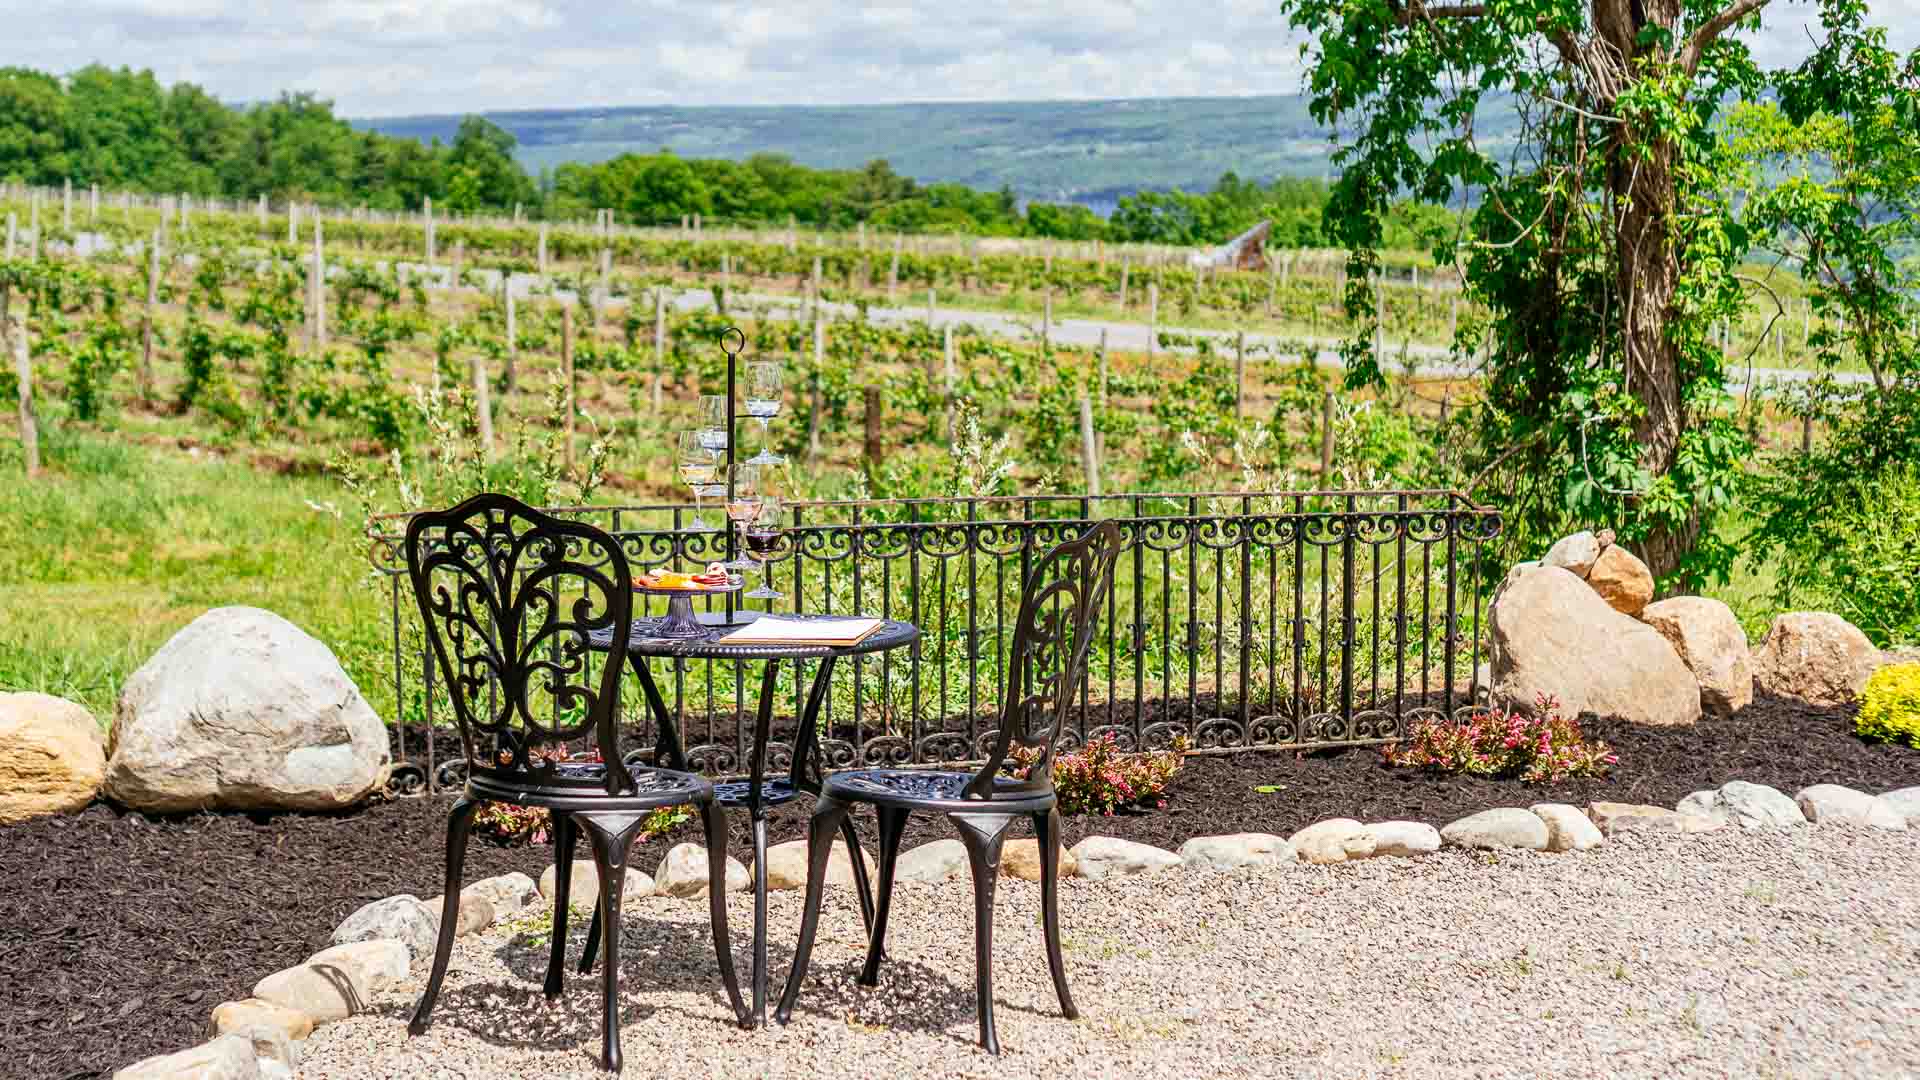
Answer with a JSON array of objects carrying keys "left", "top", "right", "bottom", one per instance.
[{"left": 717, "top": 617, "right": 881, "bottom": 643}]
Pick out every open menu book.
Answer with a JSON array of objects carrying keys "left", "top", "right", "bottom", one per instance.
[{"left": 716, "top": 616, "right": 884, "bottom": 648}]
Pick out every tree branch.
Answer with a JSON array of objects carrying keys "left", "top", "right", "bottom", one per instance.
[
  {"left": 1680, "top": 0, "right": 1770, "bottom": 74},
  {"left": 1394, "top": 1, "right": 1488, "bottom": 24}
]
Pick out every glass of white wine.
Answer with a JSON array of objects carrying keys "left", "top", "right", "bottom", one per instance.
[
  {"left": 746, "top": 360, "right": 784, "bottom": 465},
  {"left": 678, "top": 430, "right": 718, "bottom": 532}
]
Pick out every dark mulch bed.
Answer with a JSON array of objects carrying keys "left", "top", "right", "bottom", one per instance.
[{"left": 6, "top": 690, "right": 1914, "bottom": 1080}]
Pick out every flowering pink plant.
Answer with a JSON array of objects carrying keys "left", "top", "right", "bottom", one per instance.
[
  {"left": 1380, "top": 695, "right": 1617, "bottom": 783},
  {"left": 1011, "top": 733, "right": 1190, "bottom": 816}
]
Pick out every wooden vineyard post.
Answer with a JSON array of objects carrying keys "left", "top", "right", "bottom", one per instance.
[
  {"left": 89, "top": 183, "right": 98, "bottom": 225},
  {"left": 1079, "top": 394, "right": 1100, "bottom": 497},
  {"left": 5, "top": 212, "right": 14, "bottom": 260},
  {"left": 473, "top": 350, "right": 494, "bottom": 461},
  {"left": 256, "top": 194, "right": 267, "bottom": 236},
  {"left": 1234, "top": 330, "right": 1247, "bottom": 421},
  {"left": 652, "top": 287, "right": 667, "bottom": 409},
  {"left": 926, "top": 287, "right": 937, "bottom": 325},
  {"left": 561, "top": 306, "right": 576, "bottom": 472},
  {"left": 1147, "top": 283, "right": 1159, "bottom": 356},
  {"left": 5, "top": 288, "right": 37, "bottom": 478},
  {"left": 887, "top": 234, "right": 900, "bottom": 303},
  {"left": 1097, "top": 328, "right": 1109, "bottom": 404},
  {"left": 425, "top": 197, "right": 436, "bottom": 267},
  {"left": 810, "top": 256, "right": 823, "bottom": 307},
  {"left": 595, "top": 247, "right": 611, "bottom": 328},
  {"left": 786, "top": 214, "right": 797, "bottom": 252},
  {"left": 314, "top": 214, "right": 330, "bottom": 353},
  {"left": 538, "top": 221, "right": 549, "bottom": 277},
  {"left": 1321, "top": 390, "right": 1335, "bottom": 487},
  {"left": 1374, "top": 274, "right": 1385, "bottom": 367},
  {"left": 1266, "top": 257, "right": 1278, "bottom": 318},
  {"left": 28, "top": 192, "right": 38, "bottom": 260},
  {"left": 141, "top": 229, "right": 159, "bottom": 399},
  {"left": 942, "top": 323, "right": 957, "bottom": 441},
  {"left": 1119, "top": 256, "right": 1130, "bottom": 309},
  {"left": 1042, "top": 291, "right": 1053, "bottom": 347},
  {"left": 1802, "top": 413, "right": 1812, "bottom": 453},
  {"left": 504, "top": 286, "right": 518, "bottom": 396},
  {"left": 863, "top": 385, "right": 883, "bottom": 470},
  {"left": 63, "top": 178, "right": 71, "bottom": 233},
  {"left": 288, "top": 201, "right": 297, "bottom": 246}
]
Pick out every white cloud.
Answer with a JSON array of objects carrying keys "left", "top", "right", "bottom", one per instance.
[{"left": 6, "top": 0, "right": 1918, "bottom": 116}]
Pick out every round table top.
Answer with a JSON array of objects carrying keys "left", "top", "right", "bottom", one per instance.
[{"left": 591, "top": 610, "right": 919, "bottom": 660}]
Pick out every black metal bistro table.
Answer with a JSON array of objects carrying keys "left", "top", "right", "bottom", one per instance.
[{"left": 591, "top": 610, "right": 920, "bottom": 1027}]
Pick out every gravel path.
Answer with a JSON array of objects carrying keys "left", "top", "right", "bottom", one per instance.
[{"left": 298, "top": 826, "right": 1919, "bottom": 1080}]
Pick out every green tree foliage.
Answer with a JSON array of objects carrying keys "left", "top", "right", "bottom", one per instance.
[
  {"left": 1740, "top": 0, "right": 1920, "bottom": 643},
  {"left": 1281, "top": 0, "right": 1916, "bottom": 586}
]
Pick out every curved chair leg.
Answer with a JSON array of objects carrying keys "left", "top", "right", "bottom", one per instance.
[
  {"left": 579, "top": 812, "right": 649, "bottom": 1074},
  {"left": 1033, "top": 807, "right": 1078, "bottom": 1020},
  {"left": 703, "top": 802, "right": 749, "bottom": 1027},
  {"left": 952, "top": 812, "right": 1014, "bottom": 1054},
  {"left": 409, "top": 795, "right": 481, "bottom": 1036},
  {"left": 839, "top": 813, "right": 878, "bottom": 941},
  {"left": 544, "top": 811, "right": 577, "bottom": 1001},
  {"left": 773, "top": 793, "right": 852, "bottom": 1024},
  {"left": 579, "top": 900, "right": 602, "bottom": 974},
  {"left": 856, "top": 807, "right": 910, "bottom": 986}
]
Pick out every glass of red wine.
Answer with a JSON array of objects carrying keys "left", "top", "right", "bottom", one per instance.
[{"left": 744, "top": 498, "right": 784, "bottom": 602}]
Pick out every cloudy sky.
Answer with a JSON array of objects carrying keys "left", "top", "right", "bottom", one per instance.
[{"left": 2, "top": 0, "right": 1916, "bottom": 117}]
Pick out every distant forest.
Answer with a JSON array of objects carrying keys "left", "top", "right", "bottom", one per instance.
[{"left": 0, "top": 65, "right": 1450, "bottom": 248}]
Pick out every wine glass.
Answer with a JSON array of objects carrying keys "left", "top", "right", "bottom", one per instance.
[
  {"left": 744, "top": 498, "right": 785, "bottom": 602},
  {"left": 722, "top": 464, "right": 762, "bottom": 573},
  {"left": 746, "top": 360, "right": 785, "bottom": 465},
  {"left": 698, "top": 395, "right": 729, "bottom": 453},
  {"left": 677, "top": 431, "right": 717, "bottom": 532}
]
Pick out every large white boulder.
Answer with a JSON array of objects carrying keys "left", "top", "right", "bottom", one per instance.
[
  {"left": 1489, "top": 566, "right": 1700, "bottom": 726},
  {"left": 105, "top": 608, "right": 390, "bottom": 812},
  {"left": 0, "top": 691, "right": 106, "bottom": 823},
  {"left": 1640, "top": 596, "right": 1754, "bottom": 716},
  {"left": 1752, "top": 613, "right": 1881, "bottom": 706}
]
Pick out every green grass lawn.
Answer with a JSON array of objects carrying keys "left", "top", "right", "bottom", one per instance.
[{"left": 0, "top": 427, "right": 393, "bottom": 728}]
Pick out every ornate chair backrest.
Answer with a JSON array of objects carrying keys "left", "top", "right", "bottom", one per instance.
[
  {"left": 403, "top": 492, "right": 640, "bottom": 795},
  {"left": 966, "top": 520, "right": 1124, "bottom": 800}
]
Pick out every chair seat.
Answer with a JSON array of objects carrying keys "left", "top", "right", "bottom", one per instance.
[
  {"left": 823, "top": 769, "right": 1053, "bottom": 812},
  {"left": 711, "top": 777, "right": 803, "bottom": 807},
  {"left": 468, "top": 762, "right": 713, "bottom": 809}
]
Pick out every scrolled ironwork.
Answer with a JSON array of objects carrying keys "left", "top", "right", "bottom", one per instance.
[
  {"left": 385, "top": 761, "right": 428, "bottom": 797},
  {"left": 859, "top": 734, "right": 913, "bottom": 768}
]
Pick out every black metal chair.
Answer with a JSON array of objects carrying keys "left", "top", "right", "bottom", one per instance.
[
  {"left": 775, "top": 520, "right": 1124, "bottom": 1053},
  {"left": 402, "top": 493, "right": 747, "bottom": 1072}
]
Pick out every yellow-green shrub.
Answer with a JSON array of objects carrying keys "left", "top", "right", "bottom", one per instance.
[{"left": 1857, "top": 663, "right": 1920, "bottom": 749}]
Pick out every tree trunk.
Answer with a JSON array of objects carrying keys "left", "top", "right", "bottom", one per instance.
[{"left": 1596, "top": 0, "right": 1696, "bottom": 579}]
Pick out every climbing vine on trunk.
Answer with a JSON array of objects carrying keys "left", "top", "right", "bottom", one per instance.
[{"left": 1283, "top": 0, "right": 1800, "bottom": 586}]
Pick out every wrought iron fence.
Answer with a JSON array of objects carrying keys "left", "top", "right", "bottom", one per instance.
[{"left": 367, "top": 490, "right": 1501, "bottom": 792}]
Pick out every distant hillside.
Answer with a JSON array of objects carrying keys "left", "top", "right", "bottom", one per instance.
[{"left": 357, "top": 95, "right": 1367, "bottom": 211}]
